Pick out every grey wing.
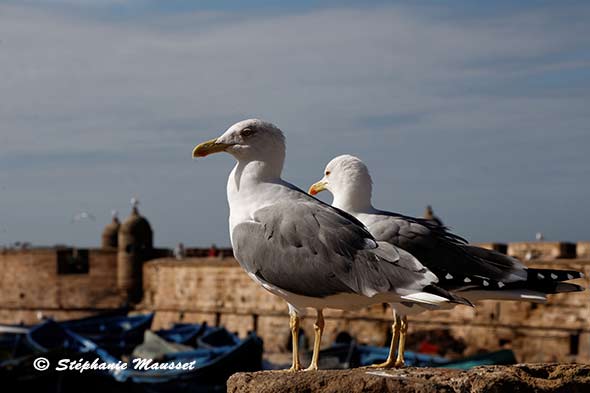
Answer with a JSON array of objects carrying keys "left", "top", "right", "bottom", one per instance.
[
  {"left": 231, "top": 201, "right": 438, "bottom": 299},
  {"left": 368, "top": 213, "right": 584, "bottom": 294},
  {"left": 367, "top": 212, "right": 528, "bottom": 285}
]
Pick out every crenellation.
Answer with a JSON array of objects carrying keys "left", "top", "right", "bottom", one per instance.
[
  {"left": 508, "top": 241, "right": 577, "bottom": 260},
  {"left": 473, "top": 242, "right": 508, "bottom": 254}
]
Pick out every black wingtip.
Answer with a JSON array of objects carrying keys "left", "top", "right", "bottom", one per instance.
[
  {"left": 451, "top": 293, "right": 475, "bottom": 307},
  {"left": 527, "top": 269, "right": 585, "bottom": 282},
  {"left": 423, "top": 285, "right": 474, "bottom": 307},
  {"left": 555, "top": 282, "right": 585, "bottom": 293}
]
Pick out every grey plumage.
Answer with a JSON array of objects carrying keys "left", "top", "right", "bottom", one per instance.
[
  {"left": 366, "top": 211, "right": 583, "bottom": 293},
  {"left": 232, "top": 199, "right": 453, "bottom": 299}
]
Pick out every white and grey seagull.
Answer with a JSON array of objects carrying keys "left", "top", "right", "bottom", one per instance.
[
  {"left": 192, "top": 120, "right": 469, "bottom": 371},
  {"left": 309, "top": 154, "right": 585, "bottom": 367}
]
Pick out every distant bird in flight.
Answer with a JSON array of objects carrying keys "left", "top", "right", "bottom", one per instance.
[
  {"left": 192, "top": 120, "right": 466, "bottom": 371},
  {"left": 71, "top": 210, "right": 96, "bottom": 223},
  {"left": 309, "top": 154, "right": 584, "bottom": 367}
]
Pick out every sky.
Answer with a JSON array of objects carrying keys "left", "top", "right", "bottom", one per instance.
[{"left": 1, "top": 1, "right": 589, "bottom": 248}]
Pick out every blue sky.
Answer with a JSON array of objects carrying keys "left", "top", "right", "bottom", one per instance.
[{"left": 1, "top": 1, "right": 589, "bottom": 248}]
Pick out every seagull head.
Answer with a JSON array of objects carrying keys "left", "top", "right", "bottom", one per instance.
[
  {"left": 309, "top": 155, "right": 373, "bottom": 211},
  {"left": 192, "top": 119, "right": 285, "bottom": 164}
]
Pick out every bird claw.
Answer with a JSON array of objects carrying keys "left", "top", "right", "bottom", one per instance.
[
  {"left": 304, "top": 364, "right": 318, "bottom": 371},
  {"left": 287, "top": 364, "right": 302, "bottom": 372},
  {"left": 367, "top": 360, "right": 396, "bottom": 369},
  {"left": 366, "top": 359, "right": 405, "bottom": 369}
]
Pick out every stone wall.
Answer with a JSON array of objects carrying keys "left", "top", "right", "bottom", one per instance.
[
  {"left": 578, "top": 242, "right": 590, "bottom": 259},
  {"left": 1, "top": 244, "right": 588, "bottom": 363},
  {"left": 0, "top": 248, "right": 124, "bottom": 325},
  {"left": 140, "top": 256, "right": 590, "bottom": 363},
  {"left": 508, "top": 242, "right": 577, "bottom": 260}
]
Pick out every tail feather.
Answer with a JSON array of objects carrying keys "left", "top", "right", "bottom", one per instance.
[
  {"left": 399, "top": 283, "right": 474, "bottom": 307},
  {"left": 509, "top": 269, "right": 586, "bottom": 294},
  {"left": 461, "top": 289, "right": 548, "bottom": 303},
  {"left": 458, "top": 276, "right": 585, "bottom": 302},
  {"left": 446, "top": 245, "right": 586, "bottom": 299}
]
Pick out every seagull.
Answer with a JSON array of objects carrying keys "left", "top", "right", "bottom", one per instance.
[
  {"left": 71, "top": 210, "right": 96, "bottom": 223},
  {"left": 192, "top": 120, "right": 468, "bottom": 371},
  {"left": 309, "top": 154, "right": 585, "bottom": 367}
]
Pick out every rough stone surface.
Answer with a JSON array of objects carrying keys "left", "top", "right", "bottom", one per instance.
[
  {"left": 228, "top": 364, "right": 590, "bottom": 393},
  {"left": 508, "top": 242, "right": 576, "bottom": 260},
  {"left": 578, "top": 242, "right": 590, "bottom": 259},
  {"left": 0, "top": 249, "right": 123, "bottom": 312}
]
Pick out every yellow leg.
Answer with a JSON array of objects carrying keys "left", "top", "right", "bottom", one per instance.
[
  {"left": 394, "top": 315, "right": 408, "bottom": 367},
  {"left": 305, "top": 309, "right": 325, "bottom": 371},
  {"left": 288, "top": 313, "right": 302, "bottom": 371},
  {"left": 369, "top": 313, "right": 401, "bottom": 368}
]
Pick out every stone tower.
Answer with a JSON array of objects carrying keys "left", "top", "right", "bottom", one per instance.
[
  {"left": 101, "top": 210, "right": 120, "bottom": 249},
  {"left": 117, "top": 198, "right": 153, "bottom": 303}
]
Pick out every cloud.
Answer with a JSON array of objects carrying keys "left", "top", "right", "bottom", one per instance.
[{"left": 1, "top": 2, "right": 589, "bottom": 246}]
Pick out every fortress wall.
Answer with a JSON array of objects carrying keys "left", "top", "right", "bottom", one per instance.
[
  {"left": 1, "top": 244, "right": 588, "bottom": 363},
  {"left": 140, "top": 256, "right": 590, "bottom": 362},
  {"left": 0, "top": 249, "right": 124, "bottom": 323}
]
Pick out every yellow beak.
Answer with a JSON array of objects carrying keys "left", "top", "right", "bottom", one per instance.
[
  {"left": 192, "top": 138, "right": 232, "bottom": 158},
  {"left": 308, "top": 180, "right": 328, "bottom": 196}
]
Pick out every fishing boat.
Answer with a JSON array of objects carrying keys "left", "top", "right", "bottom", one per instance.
[
  {"left": 1, "top": 314, "right": 263, "bottom": 393},
  {"left": 114, "top": 327, "right": 263, "bottom": 392},
  {"left": 60, "top": 312, "right": 154, "bottom": 356},
  {"left": 300, "top": 340, "right": 516, "bottom": 370}
]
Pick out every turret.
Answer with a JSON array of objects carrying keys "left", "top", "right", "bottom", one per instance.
[
  {"left": 117, "top": 198, "right": 153, "bottom": 303},
  {"left": 101, "top": 210, "right": 120, "bottom": 249}
]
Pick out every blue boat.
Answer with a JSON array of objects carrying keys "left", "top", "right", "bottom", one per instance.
[
  {"left": 301, "top": 340, "right": 516, "bottom": 370},
  {"left": 0, "top": 324, "right": 31, "bottom": 361},
  {"left": 437, "top": 349, "right": 517, "bottom": 369},
  {"left": 114, "top": 327, "right": 263, "bottom": 392},
  {"left": 357, "top": 344, "right": 449, "bottom": 367},
  {"left": 156, "top": 323, "right": 208, "bottom": 346},
  {"left": 61, "top": 312, "right": 154, "bottom": 356},
  {"left": 1, "top": 314, "right": 263, "bottom": 393}
]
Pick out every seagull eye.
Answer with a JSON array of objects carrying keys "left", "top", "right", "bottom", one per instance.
[
  {"left": 241, "top": 128, "right": 255, "bottom": 137},
  {"left": 325, "top": 171, "right": 331, "bottom": 176}
]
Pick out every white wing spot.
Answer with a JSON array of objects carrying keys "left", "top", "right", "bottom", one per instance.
[
  {"left": 537, "top": 273, "right": 545, "bottom": 280},
  {"left": 445, "top": 273, "right": 453, "bottom": 280},
  {"left": 483, "top": 280, "right": 489, "bottom": 287},
  {"left": 464, "top": 277, "right": 471, "bottom": 283},
  {"left": 498, "top": 282, "right": 505, "bottom": 288},
  {"left": 567, "top": 274, "right": 574, "bottom": 280},
  {"left": 551, "top": 273, "right": 558, "bottom": 279}
]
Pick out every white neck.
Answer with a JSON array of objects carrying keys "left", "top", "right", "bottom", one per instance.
[
  {"left": 331, "top": 182, "right": 374, "bottom": 214},
  {"left": 231, "top": 154, "right": 284, "bottom": 189},
  {"left": 227, "top": 154, "right": 285, "bottom": 238}
]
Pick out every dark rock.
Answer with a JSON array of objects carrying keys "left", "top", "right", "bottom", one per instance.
[{"left": 228, "top": 364, "right": 590, "bottom": 393}]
